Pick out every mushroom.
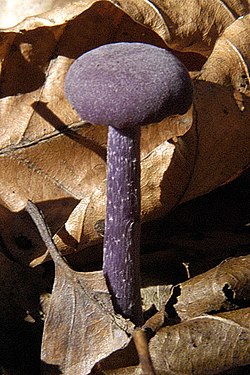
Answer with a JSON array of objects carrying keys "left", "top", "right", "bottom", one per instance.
[{"left": 64, "top": 42, "right": 193, "bottom": 326}]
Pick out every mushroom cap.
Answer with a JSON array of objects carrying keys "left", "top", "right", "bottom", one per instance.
[{"left": 65, "top": 42, "right": 193, "bottom": 129}]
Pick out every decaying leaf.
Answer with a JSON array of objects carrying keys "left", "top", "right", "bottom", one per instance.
[
  {"left": 0, "top": 0, "right": 68, "bottom": 28},
  {"left": 41, "top": 267, "right": 133, "bottom": 374},
  {"left": 149, "top": 308, "right": 250, "bottom": 375},
  {"left": 0, "top": 2, "right": 249, "bottom": 374},
  {"left": 49, "top": 77, "right": 250, "bottom": 263},
  {"left": 112, "top": 0, "right": 250, "bottom": 55},
  {"left": 0, "top": 1, "right": 249, "bottom": 266},
  {"left": 26, "top": 201, "right": 133, "bottom": 375},
  {"left": 97, "top": 308, "right": 250, "bottom": 374},
  {"left": 174, "top": 255, "right": 250, "bottom": 321},
  {"left": 199, "top": 14, "right": 250, "bottom": 102},
  {"left": 104, "top": 366, "right": 142, "bottom": 374},
  {"left": 140, "top": 254, "right": 250, "bottom": 338}
]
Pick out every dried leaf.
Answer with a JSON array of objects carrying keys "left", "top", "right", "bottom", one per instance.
[
  {"left": 199, "top": 15, "right": 250, "bottom": 97},
  {"left": 0, "top": 0, "right": 67, "bottom": 28},
  {"left": 217, "top": 307, "right": 250, "bottom": 329},
  {"left": 149, "top": 308, "right": 250, "bottom": 375},
  {"left": 111, "top": 0, "right": 250, "bottom": 55},
  {"left": 1, "top": 2, "right": 249, "bottom": 374},
  {"left": 42, "top": 267, "right": 133, "bottom": 374},
  {"left": 174, "top": 255, "right": 250, "bottom": 321},
  {"left": 0, "top": 0, "right": 249, "bottom": 266},
  {"left": 26, "top": 202, "right": 133, "bottom": 375},
  {"left": 0, "top": 0, "right": 190, "bottom": 263},
  {"left": 141, "top": 284, "right": 172, "bottom": 312},
  {"left": 98, "top": 309, "right": 250, "bottom": 374},
  {"left": 104, "top": 366, "right": 142, "bottom": 375}
]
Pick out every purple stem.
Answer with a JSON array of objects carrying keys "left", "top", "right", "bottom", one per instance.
[{"left": 103, "top": 125, "right": 143, "bottom": 326}]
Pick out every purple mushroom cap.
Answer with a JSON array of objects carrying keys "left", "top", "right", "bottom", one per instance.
[{"left": 64, "top": 42, "right": 192, "bottom": 129}]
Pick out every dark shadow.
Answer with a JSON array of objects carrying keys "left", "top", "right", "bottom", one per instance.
[
  {"left": 140, "top": 249, "right": 188, "bottom": 286},
  {"left": 173, "top": 50, "right": 206, "bottom": 71},
  {"left": 96, "top": 338, "right": 139, "bottom": 372},
  {"left": 165, "top": 284, "right": 181, "bottom": 323},
  {"left": 0, "top": 319, "right": 43, "bottom": 374},
  {"left": 143, "top": 166, "right": 250, "bottom": 244},
  {"left": 0, "top": 27, "right": 57, "bottom": 97},
  {"left": 219, "top": 365, "right": 250, "bottom": 374},
  {"left": 41, "top": 361, "right": 62, "bottom": 374},
  {"left": 31, "top": 101, "right": 107, "bottom": 162},
  {"left": 169, "top": 167, "right": 250, "bottom": 234},
  {"left": 140, "top": 165, "right": 250, "bottom": 282},
  {"left": 159, "top": 81, "right": 250, "bottom": 215}
]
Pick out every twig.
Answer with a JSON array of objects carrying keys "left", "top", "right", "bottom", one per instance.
[
  {"left": 133, "top": 328, "right": 156, "bottom": 375},
  {"left": 25, "top": 200, "right": 68, "bottom": 271}
]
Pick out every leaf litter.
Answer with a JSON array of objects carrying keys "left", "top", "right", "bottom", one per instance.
[
  {"left": 0, "top": 0, "right": 250, "bottom": 374},
  {"left": 26, "top": 201, "right": 134, "bottom": 375}
]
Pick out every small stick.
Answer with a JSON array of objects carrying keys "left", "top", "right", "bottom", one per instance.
[
  {"left": 133, "top": 328, "right": 156, "bottom": 375},
  {"left": 25, "top": 200, "right": 68, "bottom": 271}
]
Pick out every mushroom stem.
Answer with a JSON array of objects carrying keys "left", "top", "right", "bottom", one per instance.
[{"left": 103, "top": 125, "right": 143, "bottom": 326}]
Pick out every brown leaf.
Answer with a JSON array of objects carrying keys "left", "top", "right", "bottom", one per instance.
[
  {"left": 217, "top": 308, "right": 250, "bottom": 329},
  {"left": 199, "top": 15, "right": 250, "bottom": 99},
  {"left": 149, "top": 308, "right": 250, "bottom": 375},
  {"left": 111, "top": 0, "right": 250, "bottom": 55},
  {"left": 42, "top": 267, "right": 133, "bottom": 374},
  {"left": 0, "top": 0, "right": 68, "bottom": 28},
  {"left": 104, "top": 365, "right": 142, "bottom": 375},
  {"left": 0, "top": 1, "right": 249, "bottom": 266},
  {"left": 26, "top": 201, "right": 133, "bottom": 375},
  {"left": 0, "top": 0, "right": 190, "bottom": 264},
  {"left": 97, "top": 309, "right": 250, "bottom": 373},
  {"left": 174, "top": 255, "right": 250, "bottom": 321},
  {"left": 30, "top": 78, "right": 250, "bottom": 265}
]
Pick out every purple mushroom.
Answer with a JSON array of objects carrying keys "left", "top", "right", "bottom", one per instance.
[{"left": 64, "top": 42, "right": 193, "bottom": 326}]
